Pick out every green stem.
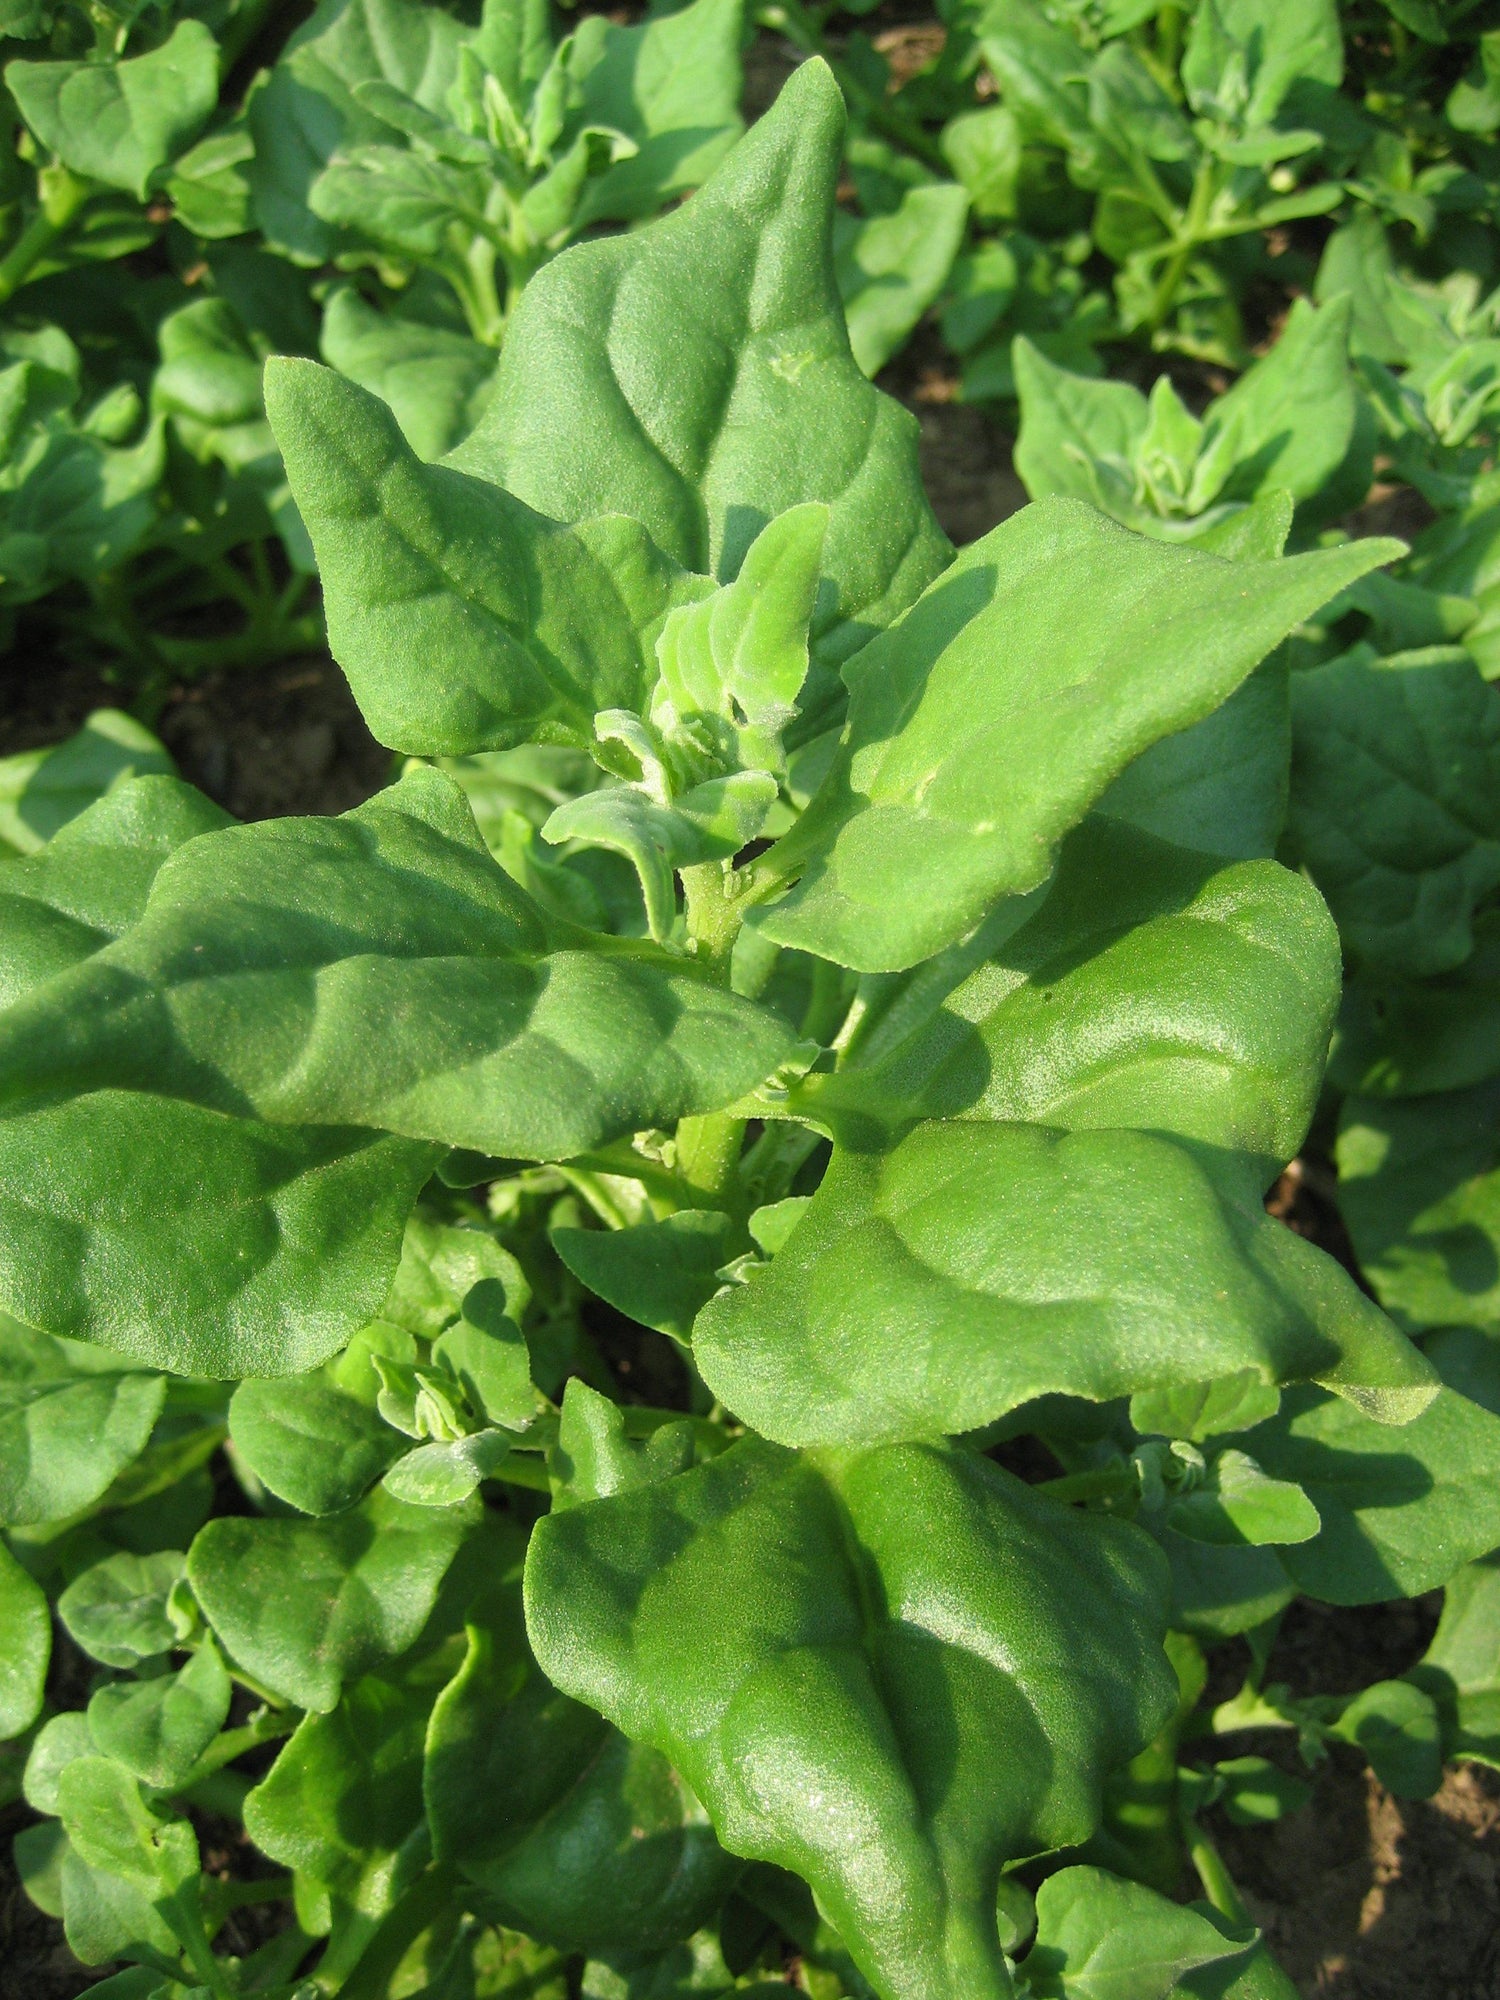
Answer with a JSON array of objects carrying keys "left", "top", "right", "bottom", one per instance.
[
  {"left": 1180, "top": 1812, "right": 1251, "bottom": 1926},
  {"left": 1146, "top": 153, "right": 1219, "bottom": 337},
  {"left": 0, "top": 166, "right": 88, "bottom": 304},
  {"left": 675, "top": 1112, "right": 748, "bottom": 1209},
  {"left": 681, "top": 861, "right": 742, "bottom": 982}
]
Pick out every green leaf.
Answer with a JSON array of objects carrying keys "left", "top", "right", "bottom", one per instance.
[
  {"left": 383, "top": 1210, "right": 531, "bottom": 1340},
  {"left": 87, "top": 1639, "right": 232, "bottom": 1791},
  {"left": 1130, "top": 1372, "right": 1282, "bottom": 1444},
  {"left": 0, "top": 1319, "right": 165, "bottom": 1526},
  {"left": 187, "top": 1486, "right": 471, "bottom": 1710},
  {"left": 384, "top": 1426, "right": 512, "bottom": 1504},
  {"left": 0, "top": 1536, "right": 49, "bottom": 1739},
  {"left": 1288, "top": 644, "right": 1500, "bottom": 976},
  {"left": 0, "top": 767, "right": 794, "bottom": 1164},
  {"left": 0, "top": 713, "right": 176, "bottom": 861},
  {"left": 0, "top": 776, "right": 228, "bottom": 1009},
  {"left": 548, "top": 1381, "right": 696, "bottom": 1511},
  {"left": 815, "top": 818, "right": 1340, "bottom": 1179},
  {"left": 1337, "top": 1083, "right": 1500, "bottom": 1334},
  {"left": 1011, "top": 338, "right": 1149, "bottom": 517},
  {"left": 58, "top": 1549, "right": 182, "bottom": 1668},
  {"left": 1408, "top": 1551, "right": 1500, "bottom": 1766},
  {"left": 1212, "top": 1756, "right": 1311, "bottom": 1825},
  {"left": 320, "top": 287, "right": 497, "bottom": 462},
  {"left": 527, "top": 1437, "right": 1176, "bottom": 2000},
  {"left": 565, "top": 0, "right": 744, "bottom": 224},
  {"left": 1019, "top": 1865, "right": 1254, "bottom": 1999},
  {"left": 0, "top": 1092, "right": 439, "bottom": 1378},
  {"left": 1162, "top": 1449, "right": 1321, "bottom": 1548},
  {"left": 695, "top": 1120, "right": 1431, "bottom": 1450},
  {"left": 431, "top": 1281, "right": 539, "bottom": 1430},
  {"left": 1331, "top": 912, "right": 1500, "bottom": 1097},
  {"left": 1182, "top": 0, "right": 1341, "bottom": 125},
  {"left": 23, "top": 1712, "right": 94, "bottom": 1814},
  {"left": 1331, "top": 1678, "right": 1442, "bottom": 1798},
  {"left": 59, "top": 1838, "right": 180, "bottom": 1968},
  {"left": 448, "top": 59, "right": 950, "bottom": 679},
  {"left": 228, "top": 1374, "right": 406, "bottom": 1515},
  {"left": 1244, "top": 1328, "right": 1500, "bottom": 1602},
  {"left": 1188, "top": 297, "right": 1357, "bottom": 513},
  {"left": 267, "top": 360, "right": 706, "bottom": 758},
  {"left": 427, "top": 1569, "right": 739, "bottom": 1951},
  {"left": 834, "top": 184, "right": 971, "bottom": 379},
  {"left": 56, "top": 1754, "right": 198, "bottom": 1905},
  {"left": 552, "top": 1211, "right": 733, "bottom": 1344},
  {"left": 245, "top": 1666, "right": 432, "bottom": 1908},
  {"left": 751, "top": 503, "right": 1401, "bottom": 972},
  {"left": 7, "top": 20, "right": 219, "bottom": 199}
]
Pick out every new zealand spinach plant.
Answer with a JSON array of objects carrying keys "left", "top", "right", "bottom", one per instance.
[{"left": 8, "top": 54, "right": 1500, "bottom": 2000}]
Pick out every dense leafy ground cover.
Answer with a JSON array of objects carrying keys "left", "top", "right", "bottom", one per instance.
[{"left": 7, "top": 2, "right": 1500, "bottom": 1997}]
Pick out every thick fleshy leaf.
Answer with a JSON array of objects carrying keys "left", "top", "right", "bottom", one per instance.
[
  {"left": 0, "top": 1093, "right": 438, "bottom": 1376},
  {"left": 319, "top": 287, "right": 497, "bottom": 461},
  {"left": 1332, "top": 913, "right": 1500, "bottom": 1097},
  {"left": 6, "top": 20, "right": 219, "bottom": 198},
  {"left": 1337, "top": 1083, "right": 1500, "bottom": 1334},
  {"left": 566, "top": 0, "right": 744, "bottom": 224},
  {"left": 188, "top": 1487, "right": 471, "bottom": 1710},
  {"left": 1409, "top": 1551, "right": 1500, "bottom": 1767},
  {"left": 427, "top": 1568, "right": 738, "bottom": 1952},
  {"left": 1244, "top": 1328, "right": 1500, "bottom": 1602},
  {"left": 527, "top": 1436, "right": 1175, "bottom": 2000},
  {"left": 87, "top": 1639, "right": 231, "bottom": 1791},
  {"left": 1182, "top": 0, "right": 1342, "bottom": 126},
  {"left": 0, "top": 1319, "right": 164, "bottom": 1527},
  {"left": 449, "top": 60, "right": 950, "bottom": 678},
  {"left": 752, "top": 503, "right": 1400, "bottom": 972},
  {"left": 1330, "top": 1679, "right": 1442, "bottom": 1799},
  {"left": 58, "top": 1550, "right": 182, "bottom": 1669},
  {"left": 0, "top": 713, "right": 176, "bottom": 862},
  {"left": 1020, "top": 1865, "right": 1254, "bottom": 1999},
  {"left": 1287, "top": 644, "right": 1500, "bottom": 975},
  {"left": 0, "top": 1537, "right": 49, "bottom": 1739},
  {"left": 229, "top": 1375, "right": 405, "bottom": 1515},
  {"left": 245, "top": 1666, "right": 434, "bottom": 1907},
  {"left": 0, "top": 768, "right": 793, "bottom": 1161},
  {"left": 552, "top": 1211, "right": 734, "bottom": 1344},
  {"left": 267, "top": 361, "right": 706, "bottom": 756},
  {"left": 0, "top": 777, "right": 229, "bottom": 1010},
  {"left": 814, "top": 818, "right": 1339, "bottom": 1178},
  {"left": 694, "top": 1121, "right": 1432, "bottom": 1449},
  {"left": 833, "top": 184, "right": 971, "bottom": 378}
]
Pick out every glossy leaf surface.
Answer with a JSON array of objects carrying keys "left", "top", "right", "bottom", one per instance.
[{"left": 528, "top": 1436, "right": 1175, "bottom": 2000}]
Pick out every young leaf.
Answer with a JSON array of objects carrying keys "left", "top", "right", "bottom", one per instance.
[
  {"left": 1019, "top": 1865, "right": 1254, "bottom": 1999},
  {"left": 228, "top": 1374, "right": 406, "bottom": 1515},
  {"left": 57, "top": 1550, "right": 182, "bottom": 1669},
  {"left": 1288, "top": 644, "right": 1500, "bottom": 975},
  {"left": 548, "top": 1380, "right": 696, "bottom": 1510},
  {"left": 1162, "top": 1449, "right": 1321, "bottom": 1548},
  {"left": 187, "top": 1487, "right": 471, "bottom": 1710},
  {"left": 1331, "top": 1679, "right": 1442, "bottom": 1798},
  {"left": 7, "top": 20, "right": 219, "bottom": 199},
  {"left": 551, "top": 1211, "right": 734, "bottom": 1344},
  {"left": 694, "top": 1121, "right": 1432, "bottom": 1449},
  {"left": 86, "top": 1639, "right": 232, "bottom": 1791},
  {"left": 449, "top": 59, "right": 950, "bottom": 676},
  {"left": 527, "top": 1437, "right": 1176, "bottom": 2000},
  {"left": 0, "top": 1536, "right": 49, "bottom": 1739},
  {"left": 0, "top": 767, "right": 794, "bottom": 1161},
  {"left": 751, "top": 503, "right": 1402, "bottom": 972},
  {"left": 1244, "top": 1328, "right": 1500, "bottom": 1601},
  {"left": 320, "top": 287, "right": 497, "bottom": 461}
]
